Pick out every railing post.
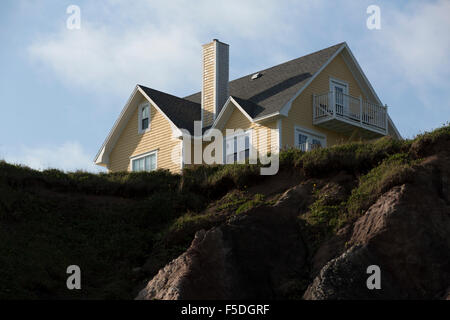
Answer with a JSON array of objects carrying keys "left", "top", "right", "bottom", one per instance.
[
  {"left": 313, "top": 93, "right": 316, "bottom": 121},
  {"left": 385, "top": 104, "right": 388, "bottom": 134},
  {"left": 359, "top": 96, "right": 363, "bottom": 125},
  {"left": 330, "top": 91, "right": 335, "bottom": 118}
]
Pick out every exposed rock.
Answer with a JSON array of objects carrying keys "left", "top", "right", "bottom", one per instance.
[
  {"left": 305, "top": 171, "right": 450, "bottom": 299},
  {"left": 139, "top": 148, "right": 450, "bottom": 300},
  {"left": 137, "top": 205, "right": 308, "bottom": 299},
  {"left": 303, "top": 245, "right": 400, "bottom": 299},
  {"left": 309, "top": 224, "right": 352, "bottom": 277},
  {"left": 443, "top": 287, "right": 450, "bottom": 300},
  {"left": 274, "top": 182, "right": 314, "bottom": 212},
  {"left": 136, "top": 228, "right": 229, "bottom": 300}
]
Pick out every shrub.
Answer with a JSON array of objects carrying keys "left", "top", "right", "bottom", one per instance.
[
  {"left": 409, "top": 123, "right": 450, "bottom": 157},
  {"left": 347, "top": 153, "right": 415, "bottom": 217},
  {"left": 300, "top": 136, "right": 409, "bottom": 177},
  {"left": 279, "top": 148, "right": 304, "bottom": 167}
]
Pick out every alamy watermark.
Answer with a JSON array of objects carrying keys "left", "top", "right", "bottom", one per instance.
[
  {"left": 367, "top": 5, "right": 381, "bottom": 30},
  {"left": 66, "top": 265, "right": 81, "bottom": 290},
  {"left": 171, "top": 121, "right": 280, "bottom": 175},
  {"left": 66, "top": 5, "right": 81, "bottom": 30},
  {"left": 366, "top": 265, "right": 381, "bottom": 290}
]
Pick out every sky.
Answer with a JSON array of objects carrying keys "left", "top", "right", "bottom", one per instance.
[{"left": 0, "top": 0, "right": 449, "bottom": 172}]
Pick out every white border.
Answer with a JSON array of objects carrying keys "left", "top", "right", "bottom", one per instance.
[
  {"left": 280, "top": 43, "right": 346, "bottom": 116},
  {"left": 294, "top": 124, "right": 327, "bottom": 148},
  {"left": 129, "top": 149, "right": 158, "bottom": 172},
  {"left": 137, "top": 102, "right": 151, "bottom": 134},
  {"left": 329, "top": 77, "right": 349, "bottom": 94}
]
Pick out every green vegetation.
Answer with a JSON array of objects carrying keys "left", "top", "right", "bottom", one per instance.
[
  {"left": 0, "top": 123, "right": 448, "bottom": 299},
  {"left": 346, "top": 153, "right": 416, "bottom": 217},
  {"left": 235, "top": 194, "right": 265, "bottom": 215}
]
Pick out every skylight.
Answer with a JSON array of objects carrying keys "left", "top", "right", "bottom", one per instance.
[{"left": 251, "top": 72, "right": 262, "bottom": 80}]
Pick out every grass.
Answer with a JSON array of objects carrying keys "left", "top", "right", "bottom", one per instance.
[
  {"left": 301, "top": 153, "right": 417, "bottom": 249},
  {"left": 235, "top": 194, "right": 265, "bottom": 215},
  {"left": 346, "top": 153, "right": 415, "bottom": 217},
  {"left": 0, "top": 123, "right": 449, "bottom": 299}
]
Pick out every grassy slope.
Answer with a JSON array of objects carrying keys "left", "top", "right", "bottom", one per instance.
[{"left": 0, "top": 124, "right": 448, "bottom": 299}]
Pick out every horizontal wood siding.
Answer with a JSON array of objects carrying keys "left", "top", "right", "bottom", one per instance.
[
  {"left": 109, "top": 97, "right": 181, "bottom": 173},
  {"left": 282, "top": 53, "right": 369, "bottom": 148},
  {"left": 222, "top": 103, "right": 278, "bottom": 155},
  {"left": 202, "top": 42, "right": 215, "bottom": 127}
]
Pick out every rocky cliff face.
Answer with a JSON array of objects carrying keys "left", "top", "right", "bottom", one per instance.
[{"left": 137, "top": 134, "right": 450, "bottom": 300}]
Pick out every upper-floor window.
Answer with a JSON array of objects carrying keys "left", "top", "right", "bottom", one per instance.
[{"left": 139, "top": 103, "right": 150, "bottom": 133}]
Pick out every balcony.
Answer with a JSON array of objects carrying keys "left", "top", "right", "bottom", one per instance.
[{"left": 313, "top": 92, "right": 388, "bottom": 138}]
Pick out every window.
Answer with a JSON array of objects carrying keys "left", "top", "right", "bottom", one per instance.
[
  {"left": 139, "top": 103, "right": 150, "bottom": 133},
  {"left": 330, "top": 78, "right": 348, "bottom": 116},
  {"left": 294, "top": 127, "right": 325, "bottom": 152},
  {"left": 224, "top": 131, "right": 251, "bottom": 163},
  {"left": 131, "top": 151, "right": 157, "bottom": 172}
]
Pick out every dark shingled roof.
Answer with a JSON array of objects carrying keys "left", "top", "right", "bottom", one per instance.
[
  {"left": 139, "top": 43, "right": 344, "bottom": 132},
  {"left": 138, "top": 85, "right": 201, "bottom": 134},
  {"left": 185, "top": 42, "right": 344, "bottom": 118}
]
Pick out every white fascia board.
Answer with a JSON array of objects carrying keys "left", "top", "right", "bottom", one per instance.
[
  {"left": 94, "top": 85, "right": 140, "bottom": 165},
  {"left": 95, "top": 146, "right": 107, "bottom": 165},
  {"left": 279, "top": 43, "right": 346, "bottom": 116},
  {"left": 253, "top": 111, "right": 283, "bottom": 122},
  {"left": 342, "top": 43, "right": 382, "bottom": 105},
  {"left": 387, "top": 114, "right": 402, "bottom": 139},
  {"left": 207, "top": 96, "right": 254, "bottom": 136},
  {"left": 94, "top": 85, "right": 184, "bottom": 166}
]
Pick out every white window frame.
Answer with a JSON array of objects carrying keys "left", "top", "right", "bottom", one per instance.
[
  {"left": 223, "top": 129, "right": 253, "bottom": 164},
  {"left": 294, "top": 125, "right": 326, "bottom": 152},
  {"left": 329, "top": 77, "right": 349, "bottom": 115},
  {"left": 138, "top": 102, "right": 151, "bottom": 134},
  {"left": 129, "top": 149, "right": 158, "bottom": 172},
  {"left": 329, "top": 77, "right": 349, "bottom": 94}
]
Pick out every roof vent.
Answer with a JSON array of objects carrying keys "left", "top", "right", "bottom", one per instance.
[{"left": 251, "top": 72, "right": 262, "bottom": 80}]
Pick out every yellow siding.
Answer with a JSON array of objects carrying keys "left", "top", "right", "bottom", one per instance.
[
  {"left": 387, "top": 120, "right": 399, "bottom": 139},
  {"left": 221, "top": 103, "right": 278, "bottom": 155},
  {"left": 282, "top": 53, "right": 368, "bottom": 148},
  {"left": 107, "top": 52, "right": 389, "bottom": 174},
  {"left": 202, "top": 42, "right": 215, "bottom": 127},
  {"left": 109, "top": 97, "right": 181, "bottom": 173}
]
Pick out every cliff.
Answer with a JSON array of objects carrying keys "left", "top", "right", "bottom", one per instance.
[
  {"left": 1, "top": 125, "right": 449, "bottom": 299},
  {"left": 137, "top": 125, "right": 450, "bottom": 300}
]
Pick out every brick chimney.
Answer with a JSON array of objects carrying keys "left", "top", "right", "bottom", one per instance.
[{"left": 201, "top": 39, "right": 229, "bottom": 128}]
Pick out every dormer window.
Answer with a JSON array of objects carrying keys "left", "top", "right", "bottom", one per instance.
[{"left": 139, "top": 103, "right": 150, "bottom": 133}]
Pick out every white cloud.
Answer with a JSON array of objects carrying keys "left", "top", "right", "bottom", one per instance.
[
  {"left": 2, "top": 141, "right": 104, "bottom": 172},
  {"left": 27, "top": 0, "right": 313, "bottom": 96},
  {"left": 379, "top": 0, "right": 450, "bottom": 85},
  {"left": 374, "top": 0, "right": 450, "bottom": 107}
]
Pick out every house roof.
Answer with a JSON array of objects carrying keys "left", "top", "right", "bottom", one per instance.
[
  {"left": 95, "top": 41, "right": 401, "bottom": 165},
  {"left": 138, "top": 42, "right": 345, "bottom": 133},
  {"left": 184, "top": 42, "right": 345, "bottom": 119},
  {"left": 138, "top": 85, "right": 200, "bottom": 134}
]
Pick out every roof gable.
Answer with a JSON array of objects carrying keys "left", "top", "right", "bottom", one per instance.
[
  {"left": 94, "top": 85, "right": 194, "bottom": 165},
  {"left": 185, "top": 42, "right": 345, "bottom": 119},
  {"left": 138, "top": 85, "right": 200, "bottom": 134}
]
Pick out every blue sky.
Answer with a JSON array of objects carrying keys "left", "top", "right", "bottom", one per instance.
[{"left": 1, "top": 0, "right": 449, "bottom": 172}]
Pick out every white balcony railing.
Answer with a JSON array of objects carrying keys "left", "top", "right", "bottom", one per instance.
[{"left": 313, "top": 92, "right": 388, "bottom": 135}]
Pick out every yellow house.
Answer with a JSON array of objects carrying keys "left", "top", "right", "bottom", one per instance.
[{"left": 94, "top": 40, "right": 401, "bottom": 173}]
